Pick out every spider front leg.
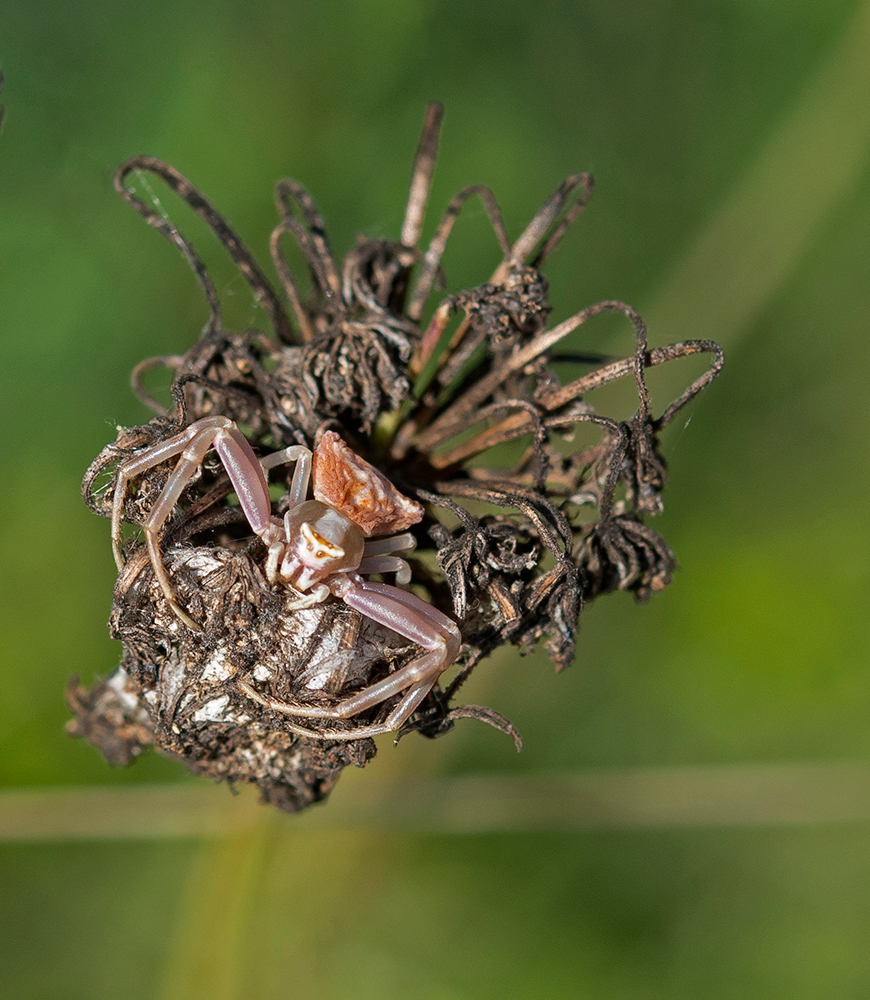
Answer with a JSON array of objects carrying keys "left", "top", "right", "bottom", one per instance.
[
  {"left": 358, "top": 532, "right": 417, "bottom": 584},
  {"left": 112, "top": 415, "right": 280, "bottom": 629},
  {"left": 237, "top": 579, "right": 461, "bottom": 740},
  {"left": 259, "top": 442, "right": 314, "bottom": 582}
]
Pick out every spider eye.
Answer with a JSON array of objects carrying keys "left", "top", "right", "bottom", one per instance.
[{"left": 299, "top": 521, "right": 344, "bottom": 562}]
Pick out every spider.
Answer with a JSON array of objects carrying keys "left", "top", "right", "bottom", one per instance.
[{"left": 111, "top": 418, "right": 461, "bottom": 740}]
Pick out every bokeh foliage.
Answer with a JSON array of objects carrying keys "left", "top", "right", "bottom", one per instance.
[{"left": 1, "top": 0, "right": 870, "bottom": 996}]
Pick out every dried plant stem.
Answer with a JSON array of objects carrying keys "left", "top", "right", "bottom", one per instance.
[
  {"left": 400, "top": 102, "right": 444, "bottom": 250},
  {"left": 115, "top": 157, "right": 291, "bottom": 342}
]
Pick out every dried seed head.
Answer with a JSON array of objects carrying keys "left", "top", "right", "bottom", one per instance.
[{"left": 74, "top": 105, "right": 723, "bottom": 812}]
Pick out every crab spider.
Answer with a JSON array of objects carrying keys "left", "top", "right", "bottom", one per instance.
[{"left": 111, "top": 418, "right": 460, "bottom": 740}]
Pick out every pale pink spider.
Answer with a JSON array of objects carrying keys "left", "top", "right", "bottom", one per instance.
[{"left": 111, "top": 417, "right": 461, "bottom": 740}]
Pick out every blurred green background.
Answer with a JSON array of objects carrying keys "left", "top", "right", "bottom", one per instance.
[{"left": 2, "top": 0, "right": 870, "bottom": 996}]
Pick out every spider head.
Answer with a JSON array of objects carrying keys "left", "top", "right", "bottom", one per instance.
[{"left": 280, "top": 500, "right": 364, "bottom": 590}]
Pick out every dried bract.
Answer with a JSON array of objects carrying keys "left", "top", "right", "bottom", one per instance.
[{"left": 71, "top": 105, "right": 722, "bottom": 811}]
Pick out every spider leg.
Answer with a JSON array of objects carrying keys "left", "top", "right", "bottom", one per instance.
[
  {"left": 142, "top": 425, "right": 228, "bottom": 629},
  {"left": 260, "top": 444, "right": 312, "bottom": 503},
  {"left": 258, "top": 443, "right": 313, "bottom": 579},
  {"left": 357, "top": 556, "right": 412, "bottom": 585},
  {"left": 111, "top": 417, "right": 226, "bottom": 571},
  {"left": 236, "top": 673, "right": 437, "bottom": 742},
  {"left": 359, "top": 532, "right": 417, "bottom": 585},
  {"left": 237, "top": 580, "right": 460, "bottom": 736},
  {"left": 363, "top": 532, "right": 416, "bottom": 557},
  {"left": 355, "top": 579, "right": 460, "bottom": 638},
  {"left": 114, "top": 415, "right": 280, "bottom": 629}
]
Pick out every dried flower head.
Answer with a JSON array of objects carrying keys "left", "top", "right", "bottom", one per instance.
[{"left": 71, "top": 104, "right": 723, "bottom": 812}]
